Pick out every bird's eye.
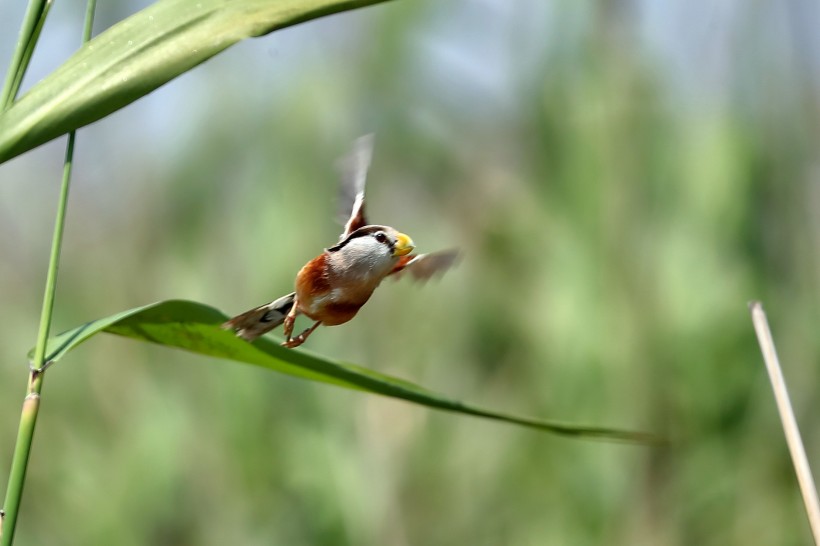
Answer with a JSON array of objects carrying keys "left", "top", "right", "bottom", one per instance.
[{"left": 375, "top": 232, "right": 387, "bottom": 244}]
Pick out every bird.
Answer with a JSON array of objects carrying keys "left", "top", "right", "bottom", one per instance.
[{"left": 222, "top": 135, "right": 459, "bottom": 348}]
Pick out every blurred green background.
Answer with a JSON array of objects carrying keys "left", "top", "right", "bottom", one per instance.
[{"left": 2, "top": 1, "right": 819, "bottom": 544}]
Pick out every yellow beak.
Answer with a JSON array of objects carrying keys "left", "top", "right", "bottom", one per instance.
[{"left": 393, "top": 232, "right": 415, "bottom": 256}]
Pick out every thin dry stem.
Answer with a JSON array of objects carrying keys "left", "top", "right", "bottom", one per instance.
[{"left": 750, "top": 301, "right": 820, "bottom": 544}]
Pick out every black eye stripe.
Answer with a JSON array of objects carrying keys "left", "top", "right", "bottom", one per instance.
[
  {"left": 378, "top": 233, "right": 395, "bottom": 252},
  {"left": 327, "top": 225, "right": 392, "bottom": 252}
]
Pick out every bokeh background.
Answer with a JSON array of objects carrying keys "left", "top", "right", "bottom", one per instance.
[{"left": 2, "top": 1, "right": 819, "bottom": 544}]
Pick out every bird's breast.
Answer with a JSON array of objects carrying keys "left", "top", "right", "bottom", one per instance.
[{"left": 294, "top": 253, "right": 379, "bottom": 325}]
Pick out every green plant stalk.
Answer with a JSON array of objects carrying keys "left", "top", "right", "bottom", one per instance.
[
  {"left": 0, "top": 0, "right": 52, "bottom": 111},
  {"left": 0, "top": 134, "right": 75, "bottom": 546},
  {"left": 7, "top": 2, "right": 53, "bottom": 111},
  {"left": 0, "top": 372, "right": 44, "bottom": 546},
  {"left": 0, "top": 3, "right": 95, "bottom": 542},
  {"left": 0, "top": 132, "right": 75, "bottom": 546}
]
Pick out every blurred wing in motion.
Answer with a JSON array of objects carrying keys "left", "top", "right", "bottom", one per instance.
[
  {"left": 222, "top": 292, "right": 297, "bottom": 341},
  {"left": 390, "top": 250, "right": 460, "bottom": 281},
  {"left": 336, "top": 134, "right": 374, "bottom": 240}
]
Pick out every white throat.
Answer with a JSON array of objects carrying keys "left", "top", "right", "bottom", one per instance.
[{"left": 327, "top": 238, "right": 396, "bottom": 284}]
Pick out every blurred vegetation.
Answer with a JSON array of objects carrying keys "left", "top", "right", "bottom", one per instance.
[{"left": 2, "top": 1, "right": 819, "bottom": 544}]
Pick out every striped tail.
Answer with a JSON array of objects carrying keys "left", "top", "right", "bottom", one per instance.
[{"left": 222, "top": 292, "right": 297, "bottom": 341}]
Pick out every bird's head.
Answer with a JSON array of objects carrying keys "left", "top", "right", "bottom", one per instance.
[{"left": 327, "top": 225, "right": 414, "bottom": 278}]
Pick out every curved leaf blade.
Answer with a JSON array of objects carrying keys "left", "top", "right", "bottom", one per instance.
[
  {"left": 0, "top": 0, "right": 390, "bottom": 164},
  {"left": 33, "top": 300, "right": 657, "bottom": 443}
]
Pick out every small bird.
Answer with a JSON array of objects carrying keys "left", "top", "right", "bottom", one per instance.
[{"left": 223, "top": 135, "right": 458, "bottom": 348}]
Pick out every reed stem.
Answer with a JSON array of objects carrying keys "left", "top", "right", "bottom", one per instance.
[{"left": 0, "top": 2, "right": 95, "bottom": 543}]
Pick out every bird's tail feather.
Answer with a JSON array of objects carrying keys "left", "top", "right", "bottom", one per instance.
[{"left": 222, "top": 292, "right": 297, "bottom": 341}]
